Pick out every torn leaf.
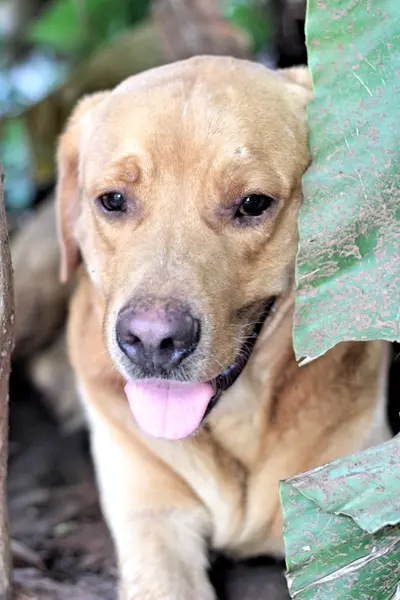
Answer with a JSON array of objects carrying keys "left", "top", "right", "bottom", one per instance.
[{"left": 280, "top": 435, "right": 400, "bottom": 600}]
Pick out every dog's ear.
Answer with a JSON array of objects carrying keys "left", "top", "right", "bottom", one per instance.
[
  {"left": 56, "top": 91, "right": 108, "bottom": 282},
  {"left": 278, "top": 66, "right": 313, "bottom": 93}
]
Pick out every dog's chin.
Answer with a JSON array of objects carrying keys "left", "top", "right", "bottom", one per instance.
[{"left": 204, "top": 296, "right": 276, "bottom": 420}]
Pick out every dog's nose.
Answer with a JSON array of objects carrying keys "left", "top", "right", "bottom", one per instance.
[{"left": 116, "top": 301, "right": 200, "bottom": 373}]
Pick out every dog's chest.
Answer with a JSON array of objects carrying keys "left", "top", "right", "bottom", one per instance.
[
  {"left": 209, "top": 456, "right": 285, "bottom": 558},
  {"left": 197, "top": 402, "right": 286, "bottom": 557}
]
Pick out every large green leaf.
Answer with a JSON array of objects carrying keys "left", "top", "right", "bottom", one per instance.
[
  {"left": 294, "top": 0, "right": 400, "bottom": 362},
  {"left": 280, "top": 435, "right": 400, "bottom": 600}
]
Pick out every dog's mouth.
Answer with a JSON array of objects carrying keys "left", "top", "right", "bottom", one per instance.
[{"left": 124, "top": 297, "right": 276, "bottom": 440}]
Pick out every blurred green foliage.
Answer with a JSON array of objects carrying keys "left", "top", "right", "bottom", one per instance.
[
  {"left": 27, "top": 0, "right": 150, "bottom": 57},
  {"left": 225, "top": 0, "right": 273, "bottom": 52},
  {"left": 0, "top": 0, "right": 152, "bottom": 211},
  {"left": 0, "top": 119, "right": 33, "bottom": 210}
]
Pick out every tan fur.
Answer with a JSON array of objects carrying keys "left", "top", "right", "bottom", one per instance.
[
  {"left": 12, "top": 196, "right": 72, "bottom": 358},
  {"left": 12, "top": 196, "right": 81, "bottom": 432},
  {"left": 56, "top": 56, "right": 390, "bottom": 599},
  {"left": 29, "top": 331, "right": 83, "bottom": 433}
]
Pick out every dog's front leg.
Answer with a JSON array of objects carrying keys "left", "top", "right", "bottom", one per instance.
[{"left": 91, "top": 422, "right": 216, "bottom": 600}]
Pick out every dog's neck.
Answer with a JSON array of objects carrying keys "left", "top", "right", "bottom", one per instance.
[
  {"left": 242, "top": 287, "right": 296, "bottom": 391},
  {"left": 206, "top": 288, "right": 297, "bottom": 465}
]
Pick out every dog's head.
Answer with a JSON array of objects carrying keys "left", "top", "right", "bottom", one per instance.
[{"left": 56, "top": 56, "right": 312, "bottom": 440}]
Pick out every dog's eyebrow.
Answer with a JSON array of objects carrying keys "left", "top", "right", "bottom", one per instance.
[
  {"left": 86, "top": 155, "right": 140, "bottom": 194},
  {"left": 107, "top": 155, "right": 140, "bottom": 183}
]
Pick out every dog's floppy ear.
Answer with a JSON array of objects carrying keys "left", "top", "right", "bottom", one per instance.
[
  {"left": 278, "top": 66, "right": 313, "bottom": 93},
  {"left": 56, "top": 91, "right": 108, "bottom": 282}
]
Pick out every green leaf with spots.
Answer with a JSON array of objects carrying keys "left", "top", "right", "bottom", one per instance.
[
  {"left": 280, "top": 435, "right": 400, "bottom": 600},
  {"left": 293, "top": 0, "right": 400, "bottom": 362}
]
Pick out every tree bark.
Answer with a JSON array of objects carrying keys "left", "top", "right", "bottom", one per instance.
[{"left": 0, "top": 167, "right": 13, "bottom": 599}]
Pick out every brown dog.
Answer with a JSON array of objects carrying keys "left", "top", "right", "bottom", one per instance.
[{"left": 56, "top": 56, "right": 390, "bottom": 599}]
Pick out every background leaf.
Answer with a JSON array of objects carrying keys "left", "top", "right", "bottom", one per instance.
[
  {"left": 27, "top": 0, "right": 150, "bottom": 56},
  {"left": 0, "top": 119, "right": 34, "bottom": 211},
  {"left": 293, "top": 0, "right": 400, "bottom": 362},
  {"left": 224, "top": 0, "right": 273, "bottom": 52}
]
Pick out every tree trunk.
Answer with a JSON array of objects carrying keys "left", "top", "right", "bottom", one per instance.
[{"left": 0, "top": 167, "right": 13, "bottom": 599}]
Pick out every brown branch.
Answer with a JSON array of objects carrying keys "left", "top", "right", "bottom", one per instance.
[{"left": 0, "top": 167, "right": 14, "bottom": 600}]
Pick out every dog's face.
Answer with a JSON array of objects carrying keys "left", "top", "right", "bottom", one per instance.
[{"left": 57, "top": 57, "right": 312, "bottom": 439}]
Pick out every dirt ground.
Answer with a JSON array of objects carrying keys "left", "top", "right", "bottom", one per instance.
[{"left": 8, "top": 366, "right": 291, "bottom": 600}]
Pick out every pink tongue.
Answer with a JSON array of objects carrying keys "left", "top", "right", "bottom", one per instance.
[{"left": 124, "top": 380, "right": 214, "bottom": 440}]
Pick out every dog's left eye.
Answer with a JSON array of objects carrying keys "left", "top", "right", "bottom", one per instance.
[
  {"left": 235, "top": 194, "right": 274, "bottom": 219},
  {"left": 97, "top": 192, "right": 126, "bottom": 212}
]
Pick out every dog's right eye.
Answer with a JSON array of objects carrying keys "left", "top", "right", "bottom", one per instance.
[{"left": 97, "top": 192, "right": 126, "bottom": 213}]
